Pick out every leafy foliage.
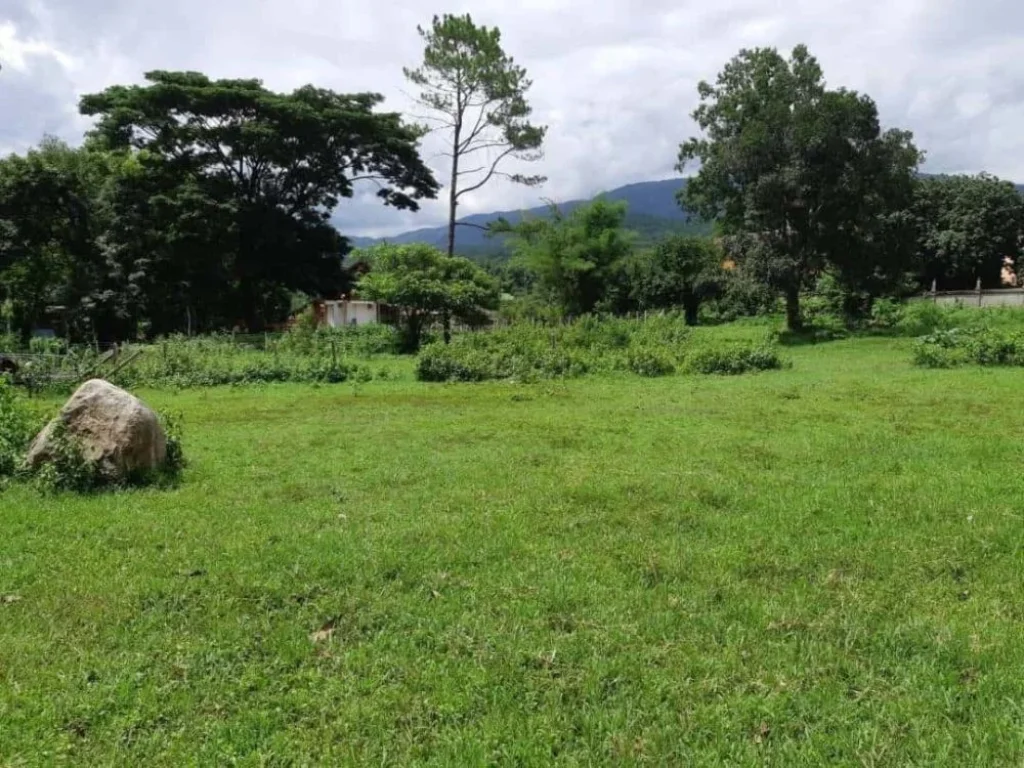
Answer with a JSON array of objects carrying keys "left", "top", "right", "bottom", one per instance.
[
  {"left": 913, "top": 325, "right": 1024, "bottom": 368},
  {"left": 677, "top": 44, "right": 921, "bottom": 331},
  {"left": 405, "top": 13, "right": 546, "bottom": 255},
  {"left": 356, "top": 243, "right": 500, "bottom": 350},
  {"left": 0, "top": 138, "right": 118, "bottom": 343},
  {"left": 491, "top": 199, "right": 634, "bottom": 317},
  {"left": 617, "top": 235, "right": 725, "bottom": 323},
  {"left": 416, "top": 313, "right": 783, "bottom": 382},
  {"left": 0, "top": 73, "right": 439, "bottom": 343},
  {"left": 27, "top": 421, "right": 103, "bottom": 494},
  {"left": 0, "top": 378, "right": 38, "bottom": 481},
  {"left": 913, "top": 174, "right": 1024, "bottom": 290},
  {"left": 684, "top": 343, "right": 786, "bottom": 375}
]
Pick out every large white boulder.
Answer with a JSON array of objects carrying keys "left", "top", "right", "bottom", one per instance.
[{"left": 26, "top": 379, "right": 167, "bottom": 482}]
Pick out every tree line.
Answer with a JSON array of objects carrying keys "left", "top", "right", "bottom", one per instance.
[{"left": 3, "top": 17, "right": 1024, "bottom": 345}]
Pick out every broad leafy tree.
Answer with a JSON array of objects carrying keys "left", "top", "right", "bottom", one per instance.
[
  {"left": 620, "top": 235, "right": 724, "bottom": 324},
  {"left": 491, "top": 199, "right": 633, "bottom": 317},
  {"left": 404, "top": 14, "right": 546, "bottom": 256},
  {"left": 677, "top": 45, "right": 921, "bottom": 330},
  {"left": 355, "top": 243, "right": 499, "bottom": 350},
  {"left": 913, "top": 173, "right": 1024, "bottom": 290},
  {"left": 80, "top": 71, "right": 439, "bottom": 330},
  {"left": 0, "top": 138, "right": 115, "bottom": 342}
]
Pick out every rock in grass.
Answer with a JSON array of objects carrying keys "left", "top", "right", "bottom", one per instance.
[{"left": 25, "top": 379, "right": 167, "bottom": 482}]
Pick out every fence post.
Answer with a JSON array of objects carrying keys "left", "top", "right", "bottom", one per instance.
[
  {"left": 931, "top": 279, "right": 938, "bottom": 303},
  {"left": 977, "top": 278, "right": 983, "bottom": 307}
]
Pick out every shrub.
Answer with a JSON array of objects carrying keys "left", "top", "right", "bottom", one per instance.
[
  {"left": 898, "top": 301, "right": 953, "bottom": 336},
  {"left": 417, "top": 344, "right": 491, "bottom": 383},
  {"left": 416, "top": 314, "right": 784, "bottom": 382},
  {"left": 28, "top": 421, "right": 102, "bottom": 494},
  {"left": 912, "top": 326, "right": 1024, "bottom": 368},
  {"left": 0, "top": 378, "right": 37, "bottom": 480},
  {"left": 684, "top": 343, "right": 786, "bottom": 375},
  {"left": 700, "top": 270, "right": 780, "bottom": 323},
  {"left": 160, "top": 411, "right": 186, "bottom": 478},
  {"left": 869, "top": 298, "right": 904, "bottom": 329},
  {"left": 626, "top": 348, "right": 676, "bottom": 377}
]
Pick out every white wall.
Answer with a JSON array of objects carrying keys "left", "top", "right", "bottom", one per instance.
[{"left": 322, "top": 301, "right": 379, "bottom": 327}]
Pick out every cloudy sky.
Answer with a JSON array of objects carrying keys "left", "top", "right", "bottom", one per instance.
[{"left": 2, "top": 0, "right": 1022, "bottom": 236}]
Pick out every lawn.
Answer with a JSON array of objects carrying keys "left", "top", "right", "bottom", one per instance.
[{"left": 3, "top": 331, "right": 1024, "bottom": 765}]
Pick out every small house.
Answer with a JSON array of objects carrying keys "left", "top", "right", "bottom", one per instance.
[{"left": 312, "top": 298, "right": 399, "bottom": 328}]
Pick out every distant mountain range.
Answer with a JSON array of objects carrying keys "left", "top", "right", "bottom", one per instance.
[
  {"left": 345, "top": 176, "right": 1024, "bottom": 261},
  {"left": 346, "top": 178, "right": 710, "bottom": 259}
]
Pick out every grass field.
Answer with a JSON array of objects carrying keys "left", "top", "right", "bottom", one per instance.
[{"left": 3, "top": 328, "right": 1024, "bottom": 765}]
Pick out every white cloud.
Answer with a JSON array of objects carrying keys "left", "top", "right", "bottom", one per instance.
[
  {"left": 2, "top": 0, "right": 1024, "bottom": 235},
  {"left": 0, "top": 20, "right": 77, "bottom": 73}
]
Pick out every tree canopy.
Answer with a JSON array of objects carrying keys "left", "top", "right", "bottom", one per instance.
[
  {"left": 677, "top": 45, "right": 921, "bottom": 330},
  {"left": 355, "top": 243, "right": 499, "bottom": 350},
  {"left": 78, "top": 71, "right": 439, "bottom": 331},
  {"left": 490, "top": 199, "right": 633, "bottom": 317},
  {"left": 404, "top": 14, "right": 546, "bottom": 256},
  {"left": 619, "top": 235, "right": 724, "bottom": 324},
  {"left": 913, "top": 173, "right": 1024, "bottom": 290}
]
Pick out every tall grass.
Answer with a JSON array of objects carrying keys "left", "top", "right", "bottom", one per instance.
[
  {"left": 3, "top": 325, "right": 410, "bottom": 393},
  {"left": 417, "top": 313, "right": 785, "bottom": 382}
]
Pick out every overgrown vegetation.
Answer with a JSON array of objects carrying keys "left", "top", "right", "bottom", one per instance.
[
  {"left": 0, "top": 378, "right": 38, "bottom": 481},
  {"left": 355, "top": 243, "right": 500, "bottom": 348},
  {"left": 913, "top": 326, "right": 1024, "bottom": 368},
  {"left": 2, "top": 326, "right": 408, "bottom": 394},
  {"left": 27, "top": 421, "right": 104, "bottom": 494},
  {"left": 416, "top": 313, "right": 784, "bottom": 382}
]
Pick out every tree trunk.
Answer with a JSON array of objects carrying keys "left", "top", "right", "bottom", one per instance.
[
  {"left": 447, "top": 126, "right": 460, "bottom": 257},
  {"left": 238, "top": 278, "right": 263, "bottom": 333},
  {"left": 784, "top": 286, "right": 803, "bottom": 332},
  {"left": 442, "top": 310, "right": 452, "bottom": 344},
  {"left": 403, "top": 314, "right": 424, "bottom": 354},
  {"left": 683, "top": 299, "right": 699, "bottom": 326}
]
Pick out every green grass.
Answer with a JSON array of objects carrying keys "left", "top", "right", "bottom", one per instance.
[{"left": 3, "top": 330, "right": 1024, "bottom": 765}]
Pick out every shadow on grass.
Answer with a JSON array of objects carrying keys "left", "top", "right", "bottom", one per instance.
[
  {"left": 778, "top": 325, "right": 929, "bottom": 347},
  {"left": 777, "top": 327, "right": 852, "bottom": 346}
]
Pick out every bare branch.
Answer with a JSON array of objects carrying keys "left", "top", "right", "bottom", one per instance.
[
  {"left": 458, "top": 103, "right": 494, "bottom": 154},
  {"left": 350, "top": 174, "right": 390, "bottom": 185},
  {"left": 457, "top": 140, "right": 511, "bottom": 157},
  {"left": 407, "top": 112, "right": 458, "bottom": 128},
  {"left": 454, "top": 146, "right": 517, "bottom": 198}
]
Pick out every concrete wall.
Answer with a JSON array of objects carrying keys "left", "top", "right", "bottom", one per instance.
[{"left": 918, "top": 289, "right": 1024, "bottom": 308}]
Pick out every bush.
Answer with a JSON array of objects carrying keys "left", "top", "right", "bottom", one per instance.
[
  {"left": 276, "top": 322, "right": 404, "bottom": 357},
  {"left": 416, "top": 314, "right": 784, "bottom": 383},
  {"left": 700, "top": 270, "right": 780, "bottom": 324},
  {"left": 868, "top": 298, "right": 904, "bottom": 329},
  {"left": 417, "top": 344, "right": 491, "bottom": 383},
  {"left": 29, "top": 421, "right": 102, "bottom": 494},
  {"left": 0, "top": 378, "right": 37, "bottom": 480},
  {"left": 626, "top": 348, "right": 676, "bottom": 377},
  {"left": 898, "top": 301, "right": 953, "bottom": 336},
  {"left": 104, "top": 334, "right": 360, "bottom": 390},
  {"left": 912, "top": 326, "right": 1024, "bottom": 368},
  {"left": 684, "top": 343, "right": 786, "bottom": 375}
]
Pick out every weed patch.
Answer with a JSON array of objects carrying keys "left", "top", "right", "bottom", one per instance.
[{"left": 416, "top": 314, "right": 784, "bottom": 382}]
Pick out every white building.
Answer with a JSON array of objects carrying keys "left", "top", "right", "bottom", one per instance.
[{"left": 318, "top": 299, "right": 392, "bottom": 327}]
